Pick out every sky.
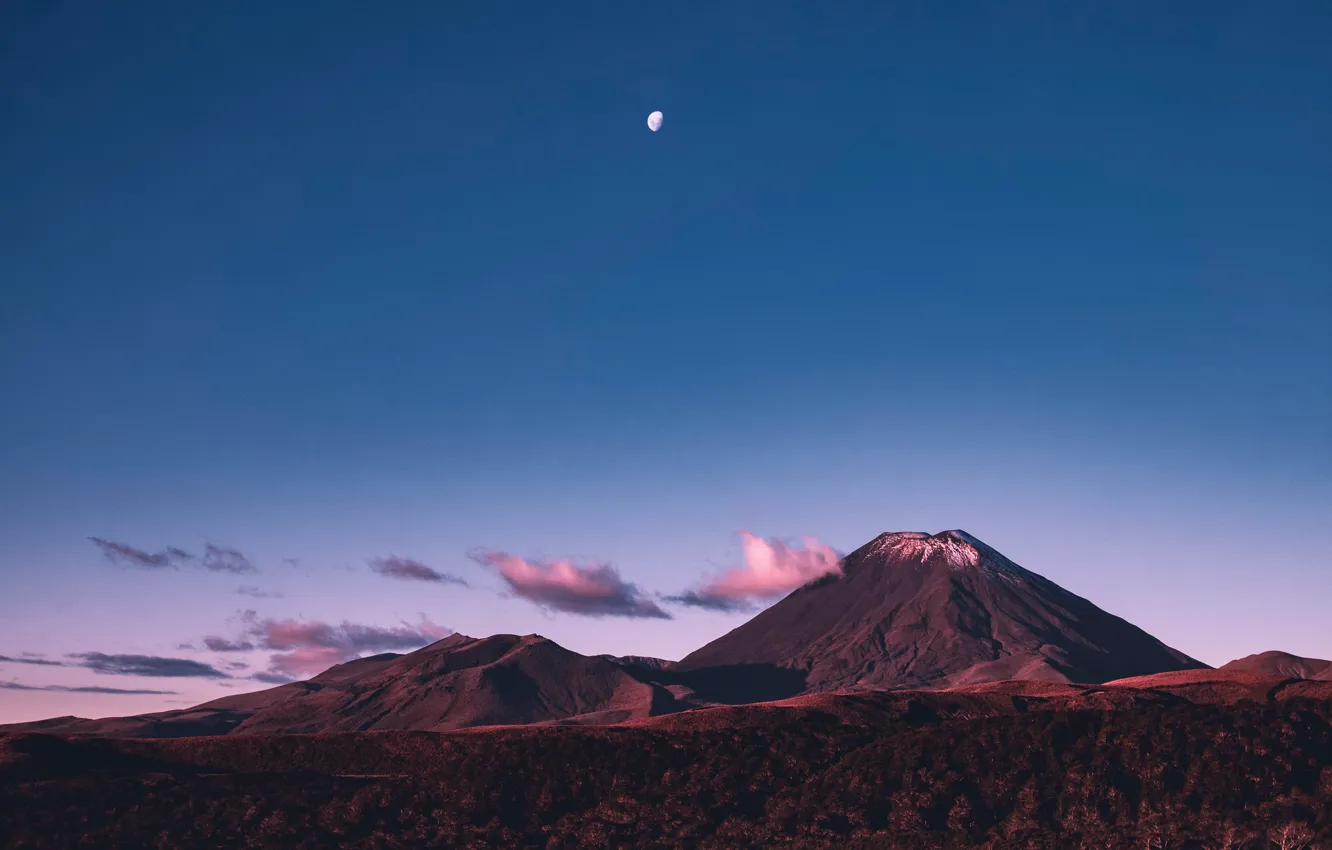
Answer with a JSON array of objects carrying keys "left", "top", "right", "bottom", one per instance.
[{"left": 1, "top": 0, "right": 1329, "bottom": 724}]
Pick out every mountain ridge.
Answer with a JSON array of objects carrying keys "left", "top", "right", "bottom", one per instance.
[{"left": 17, "top": 530, "right": 1323, "bottom": 738}]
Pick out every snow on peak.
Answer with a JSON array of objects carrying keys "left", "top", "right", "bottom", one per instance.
[
  {"left": 874, "top": 532, "right": 980, "bottom": 568},
  {"left": 940, "top": 529, "right": 984, "bottom": 547},
  {"left": 867, "top": 530, "right": 1027, "bottom": 575}
]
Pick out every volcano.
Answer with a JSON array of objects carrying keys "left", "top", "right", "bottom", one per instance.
[{"left": 675, "top": 530, "right": 1206, "bottom": 690}]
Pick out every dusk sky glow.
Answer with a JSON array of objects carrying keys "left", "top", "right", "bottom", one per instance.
[{"left": 2, "top": 1, "right": 1329, "bottom": 724}]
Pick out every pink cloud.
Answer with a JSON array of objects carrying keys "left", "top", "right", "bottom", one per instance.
[
  {"left": 369, "top": 555, "right": 468, "bottom": 586},
  {"left": 669, "top": 532, "right": 842, "bottom": 610},
  {"left": 235, "top": 613, "right": 452, "bottom": 679},
  {"left": 268, "top": 647, "right": 349, "bottom": 677},
  {"left": 471, "top": 551, "right": 670, "bottom": 619},
  {"left": 258, "top": 619, "right": 339, "bottom": 651}
]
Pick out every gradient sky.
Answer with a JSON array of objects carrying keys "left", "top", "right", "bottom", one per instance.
[{"left": 2, "top": 1, "right": 1329, "bottom": 724}]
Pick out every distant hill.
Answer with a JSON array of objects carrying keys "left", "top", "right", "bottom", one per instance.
[
  {"left": 230, "top": 633, "right": 690, "bottom": 733},
  {"left": 1219, "top": 650, "right": 1332, "bottom": 680},
  {"left": 0, "top": 634, "right": 693, "bottom": 737}
]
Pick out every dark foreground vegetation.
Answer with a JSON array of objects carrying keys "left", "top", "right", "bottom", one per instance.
[{"left": 3, "top": 696, "right": 1331, "bottom": 849}]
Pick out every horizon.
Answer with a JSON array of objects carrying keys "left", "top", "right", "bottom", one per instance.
[
  {"left": 3, "top": 1, "right": 1330, "bottom": 725},
  {"left": 1, "top": 526, "right": 1325, "bottom": 724}
]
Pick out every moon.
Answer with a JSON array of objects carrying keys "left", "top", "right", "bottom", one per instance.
[{"left": 647, "top": 111, "right": 663, "bottom": 132}]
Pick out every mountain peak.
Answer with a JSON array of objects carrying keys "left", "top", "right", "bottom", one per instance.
[
  {"left": 678, "top": 529, "right": 1204, "bottom": 690},
  {"left": 860, "top": 530, "right": 1008, "bottom": 572}
]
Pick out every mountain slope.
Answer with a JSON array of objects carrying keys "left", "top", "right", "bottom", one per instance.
[
  {"left": 0, "top": 635, "right": 690, "bottom": 737},
  {"left": 229, "top": 633, "right": 688, "bottom": 733},
  {"left": 676, "top": 530, "right": 1206, "bottom": 690}
]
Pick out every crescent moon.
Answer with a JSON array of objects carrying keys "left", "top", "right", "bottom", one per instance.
[{"left": 647, "top": 111, "right": 663, "bottom": 132}]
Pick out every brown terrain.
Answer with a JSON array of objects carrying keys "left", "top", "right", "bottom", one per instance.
[
  {"left": 3, "top": 530, "right": 1330, "bottom": 847},
  {"left": 3, "top": 683, "right": 1331, "bottom": 848}
]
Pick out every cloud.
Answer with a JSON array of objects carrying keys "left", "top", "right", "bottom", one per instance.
[
  {"left": 239, "top": 613, "right": 451, "bottom": 677},
  {"left": 253, "top": 616, "right": 451, "bottom": 653},
  {"left": 0, "top": 654, "right": 66, "bottom": 667},
  {"left": 661, "top": 591, "right": 758, "bottom": 613},
  {"left": 89, "top": 538, "right": 258, "bottom": 574},
  {"left": 70, "top": 653, "right": 230, "bottom": 679},
  {"left": 200, "top": 543, "right": 257, "bottom": 574},
  {"left": 470, "top": 550, "right": 671, "bottom": 619},
  {"left": 266, "top": 647, "right": 348, "bottom": 677},
  {"left": 369, "top": 556, "right": 468, "bottom": 586},
  {"left": 88, "top": 537, "right": 190, "bottom": 570},
  {"left": 0, "top": 681, "right": 178, "bottom": 695},
  {"left": 203, "top": 637, "right": 255, "bottom": 652},
  {"left": 249, "top": 671, "right": 296, "bottom": 684},
  {"left": 236, "top": 585, "right": 282, "bottom": 599},
  {"left": 668, "top": 532, "right": 842, "bottom": 610}
]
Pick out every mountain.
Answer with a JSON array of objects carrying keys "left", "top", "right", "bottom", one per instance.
[
  {"left": 675, "top": 530, "right": 1206, "bottom": 690},
  {"left": 0, "top": 634, "right": 691, "bottom": 737},
  {"left": 231, "top": 633, "right": 694, "bottom": 733},
  {"left": 0, "top": 530, "right": 1215, "bottom": 736},
  {"left": 1219, "top": 650, "right": 1332, "bottom": 680}
]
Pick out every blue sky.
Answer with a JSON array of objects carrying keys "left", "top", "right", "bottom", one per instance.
[{"left": 1, "top": 1, "right": 1329, "bottom": 722}]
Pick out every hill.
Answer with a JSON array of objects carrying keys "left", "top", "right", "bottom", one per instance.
[
  {"left": 0, "top": 634, "right": 692, "bottom": 737},
  {"left": 1220, "top": 650, "right": 1332, "bottom": 680}
]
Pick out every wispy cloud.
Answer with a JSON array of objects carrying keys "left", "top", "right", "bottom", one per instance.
[
  {"left": 470, "top": 550, "right": 671, "bottom": 619},
  {"left": 0, "top": 654, "right": 66, "bottom": 667},
  {"left": 89, "top": 538, "right": 259, "bottom": 574},
  {"left": 249, "top": 671, "right": 294, "bottom": 684},
  {"left": 69, "top": 653, "right": 230, "bottom": 679},
  {"left": 200, "top": 543, "right": 257, "bottom": 574},
  {"left": 369, "top": 556, "right": 468, "bottom": 586},
  {"left": 235, "top": 585, "right": 282, "bottom": 599},
  {"left": 88, "top": 538, "right": 190, "bottom": 570},
  {"left": 268, "top": 647, "right": 348, "bottom": 676},
  {"left": 203, "top": 637, "right": 256, "bottom": 652},
  {"left": 237, "top": 612, "right": 450, "bottom": 677},
  {"left": 0, "top": 681, "right": 178, "bottom": 695},
  {"left": 667, "top": 533, "right": 842, "bottom": 610},
  {"left": 661, "top": 591, "right": 758, "bottom": 613}
]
